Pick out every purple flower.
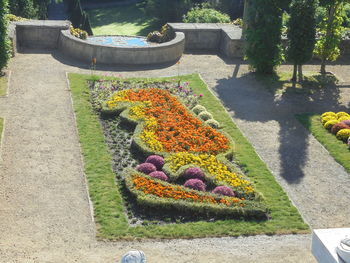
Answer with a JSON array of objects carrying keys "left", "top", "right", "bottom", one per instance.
[
  {"left": 182, "top": 167, "right": 205, "bottom": 181},
  {"left": 145, "top": 155, "right": 165, "bottom": 170},
  {"left": 184, "top": 179, "right": 206, "bottom": 191},
  {"left": 199, "top": 94, "right": 203, "bottom": 97},
  {"left": 212, "top": 186, "right": 235, "bottom": 197},
  {"left": 149, "top": 171, "right": 168, "bottom": 181},
  {"left": 136, "top": 163, "right": 157, "bottom": 174}
]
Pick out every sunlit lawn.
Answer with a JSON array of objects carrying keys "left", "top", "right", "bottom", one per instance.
[{"left": 86, "top": 4, "right": 158, "bottom": 36}]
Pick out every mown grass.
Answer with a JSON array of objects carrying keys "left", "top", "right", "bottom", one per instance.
[
  {"left": 69, "top": 73, "right": 309, "bottom": 240},
  {"left": 256, "top": 71, "right": 338, "bottom": 95},
  {"left": 86, "top": 4, "right": 158, "bottom": 36},
  {"left": 0, "top": 73, "right": 8, "bottom": 96},
  {"left": 296, "top": 113, "right": 350, "bottom": 173},
  {"left": 0, "top": 118, "right": 3, "bottom": 140}
]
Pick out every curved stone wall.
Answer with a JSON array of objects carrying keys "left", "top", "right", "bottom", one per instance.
[{"left": 58, "top": 30, "right": 185, "bottom": 65}]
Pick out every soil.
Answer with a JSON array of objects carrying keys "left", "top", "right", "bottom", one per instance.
[{"left": 2, "top": 49, "right": 350, "bottom": 262}]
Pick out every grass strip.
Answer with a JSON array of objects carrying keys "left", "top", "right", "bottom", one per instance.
[
  {"left": 69, "top": 73, "right": 309, "bottom": 240},
  {"left": 0, "top": 73, "right": 8, "bottom": 96},
  {"left": 296, "top": 113, "right": 350, "bottom": 173}
]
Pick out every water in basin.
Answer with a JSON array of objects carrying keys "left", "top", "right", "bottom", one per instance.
[{"left": 86, "top": 36, "right": 150, "bottom": 47}]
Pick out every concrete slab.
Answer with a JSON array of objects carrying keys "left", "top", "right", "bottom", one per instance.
[{"left": 312, "top": 228, "right": 350, "bottom": 263}]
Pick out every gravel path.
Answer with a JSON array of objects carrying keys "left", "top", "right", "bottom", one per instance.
[{"left": 2, "top": 50, "right": 350, "bottom": 262}]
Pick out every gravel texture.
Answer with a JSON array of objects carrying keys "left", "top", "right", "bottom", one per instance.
[{"left": 2, "top": 49, "right": 350, "bottom": 262}]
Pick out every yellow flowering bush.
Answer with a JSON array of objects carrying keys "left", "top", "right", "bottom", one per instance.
[
  {"left": 321, "top": 111, "right": 337, "bottom": 118},
  {"left": 166, "top": 152, "right": 254, "bottom": 194},
  {"left": 70, "top": 26, "right": 88, "bottom": 40},
  {"left": 336, "top": 129, "right": 350, "bottom": 141},
  {"left": 324, "top": 119, "right": 339, "bottom": 130},
  {"left": 336, "top": 112, "right": 350, "bottom": 119},
  {"left": 321, "top": 115, "right": 337, "bottom": 125},
  {"left": 338, "top": 116, "right": 350, "bottom": 122}
]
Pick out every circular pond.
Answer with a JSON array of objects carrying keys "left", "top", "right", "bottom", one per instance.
[{"left": 86, "top": 36, "right": 150, "bottom": 47}]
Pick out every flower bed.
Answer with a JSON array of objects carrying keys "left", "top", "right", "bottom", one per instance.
[
  {"left": 94, "top": 79, "right": 266, "bottom": 219},
  {"left": 320, "top": 111, "right": 350, "bottom": 147}
]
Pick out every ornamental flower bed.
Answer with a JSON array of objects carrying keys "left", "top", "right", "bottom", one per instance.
[
  {"left": 91, "top": 79, "right": 267, "bottom": 221},
  {"left": 320, "top": 111, "right": 350, "bottom": 146}
]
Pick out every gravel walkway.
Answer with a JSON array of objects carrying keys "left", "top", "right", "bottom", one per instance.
[{"left": 2, "top": 50, "right": 350, "bottom": 262}]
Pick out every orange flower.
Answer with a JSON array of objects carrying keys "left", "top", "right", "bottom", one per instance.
[
  {"left": 132, "top": 175, "right": 241, "bottom": 207},
  {"left": 121, "top": 88, "right": 230, "bottom": 154}
]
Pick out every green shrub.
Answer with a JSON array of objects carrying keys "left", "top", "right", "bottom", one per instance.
[
  {"left": 205, "top": 119, "right": 220, "bottom": 129},
  {"left": 336, "top": 128, "right": 350, "bottom": 141},
  {"left": 0, "top": 0, "right": 11, "bottom": 73},
  {"left": 147, "top": 24, "right": 175, "bottom": 43},
  {"left": 70, "top": 26, "right": 88, "bottom": 40},
  {"left": 198, "top": 111, "right": 213, "bottom": 121},
  {"left": 6, "top": 14, "right": 27, "bottom": 21},
  {"left": 287, "top": 0, "right": 317, "bottom": 82},
  {"left": 183, "top": 7, "right": 231, "bottom": 23},
  {"left": 245, "top": 0, "right": 285, "bottom": 74},
  {"left": 192, "top": 104, "right": 206, "bottom": 115}
]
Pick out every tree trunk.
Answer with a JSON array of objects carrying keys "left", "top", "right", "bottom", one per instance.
[
  {"left": 292, "top": 64, "right": 297, "bottom": 82},
  {"left": 297, "top": 64, "right": 303, "bottom": 82},
  {"left": 320, "top": 61, "right": 326, "bottom": 75},
  {"left": 321, "top": 3, "right": 339, "bottom": 74},
  {"left": 242, "top": 0, "right": 250, "bottom": 40}
]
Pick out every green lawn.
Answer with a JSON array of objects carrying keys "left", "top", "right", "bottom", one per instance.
[
  {"left": 296, "top": 113, "right": 350, "bottom": 173},
  {"left": 256, "top": 71, "right": 338, "bottom": 95},
  {"left": 0, "top": 118, "right": 3, "bottom": 141},
  {"left": 0, "top": 73, "right": 8, "bottom": 96},
  {"left": 69, "top": 73, "right": 309, "bottom": 240},
  {"left": 86, "top": 4, "right": 158, "bottom": 36}
]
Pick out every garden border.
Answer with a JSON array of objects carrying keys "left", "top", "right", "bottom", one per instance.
[
  {"left": 68, "top": 72, "right": 309, "bottom": 240},
  {"left": 296, "top": 113, "right": 350, "bottom": 174}
]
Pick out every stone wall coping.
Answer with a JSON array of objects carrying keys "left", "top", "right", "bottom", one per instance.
[
  {"left": 60, "top": 30, "right": 185, "bottom": 51},
  {"left": 13, "top": 20, "right": 70, "bottom": 29}
]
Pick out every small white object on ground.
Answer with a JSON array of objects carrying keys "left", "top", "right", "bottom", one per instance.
[
  {"left": 312, "top": 228, "right": 350, "bottom": 263},
  {"left": 337, "top": 238, "right": 350, "bottom": 263},
  {"left": 120, "top": 250, "right": 146, "bottom": 263}
]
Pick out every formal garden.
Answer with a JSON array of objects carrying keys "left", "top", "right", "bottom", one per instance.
[{"left": 1, "top": 0, "right": 350, "bottom": 261}]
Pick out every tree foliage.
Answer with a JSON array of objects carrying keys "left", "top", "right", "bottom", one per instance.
[
  {"left": 287, "top": 0, "right": 317, "bottom": 81},
  {"left": 145, "top": 0, "right": 193, "bottom": 24},
  {"left": 0, "top": 0, "right": 11, "bottom": 73},
  {"left": 9, "top": 0, "right": 37, "bottom": 18},
  {"left": 314, "top": 0, "right": 344, "bottom": 74},
  {"left": 245, "top": 0, "right": 290, "bottom": 74},
  {"left": 183, "top": 6, "right": 231, "bottom": 23}
]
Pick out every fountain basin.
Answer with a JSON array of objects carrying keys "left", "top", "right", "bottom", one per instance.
[{"left": 59, "top": 30, "right": 185, "bottom": 65}]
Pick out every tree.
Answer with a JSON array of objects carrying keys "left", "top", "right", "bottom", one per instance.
[
  {"left": 287, "top": 0, "right": 317, "bottom": 82},
  {"left": 245, "top": 0, "right": 291, "bottom": 74},
  {"left": 315, "top": 0, "right": 344, "bottom": 74},
  {"left": 145, "top": 0, "right": 193, "bottom": 24},
  {"left": 0, "top": 0, "right": 11, "bottom": 73},
  {"left": 9, "top": 0, "right": 37, "bottom": 19}
]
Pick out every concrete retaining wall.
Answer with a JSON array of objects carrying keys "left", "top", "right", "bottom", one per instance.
[
  {"left": 58, "top": 30, "right": 185, "bottom": 65},
  {"left": 15, "top": 20, "right": 70, "bottom": 49},
  {"left": 169, "top": 23, "right": 350, "bottom": 59}
]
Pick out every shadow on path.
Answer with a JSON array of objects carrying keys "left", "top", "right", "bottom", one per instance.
[{"left": 215, "top": 66, "right": 349, "bottom": 184}]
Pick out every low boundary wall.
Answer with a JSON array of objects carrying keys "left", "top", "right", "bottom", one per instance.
[
  {"left": 10, "top": 20, "right": 185, "bottom": 66},
  {"left": 9, "top": 20, "right": 350, "bottom": 63},
  {"left": 168, "top": 23, "right": 350, "bottom": 58}
]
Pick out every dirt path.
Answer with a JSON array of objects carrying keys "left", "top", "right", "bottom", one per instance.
[{"left": 2, "top": 50, "right": 350, "bottom": 262}]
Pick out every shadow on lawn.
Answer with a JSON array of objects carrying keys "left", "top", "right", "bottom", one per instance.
[{"left": 214, "top": 63, "right": 350, "bottom": 184}]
